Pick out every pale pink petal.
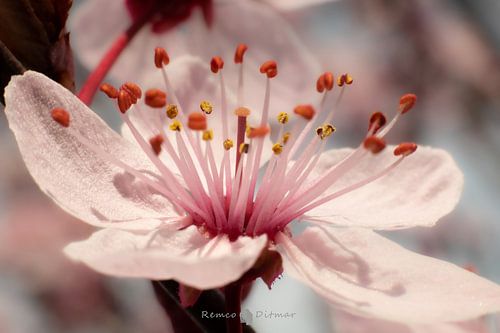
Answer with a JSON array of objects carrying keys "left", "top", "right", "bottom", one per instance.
[
  {"left": 4, "top": 71, "right": 178, "bottom": 230},
  {"left": 333, "top": 310, "right": 491, "bottom": 333},
  {"left": 303, "top": 146, "right": 464, "bottom": 229},
  {"left": 64, "top": 225, "right": 268, "bottom": 289},
  {"left": 263, "top": 0, "right": 337, "bottom": 11},
  {"left": 277, "top": 227, "right": 500, "bottom": 323}
]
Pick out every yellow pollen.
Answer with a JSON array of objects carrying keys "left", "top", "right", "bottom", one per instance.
[
  {"left": 282, "top": 132, "right": 291, "bottom": 144},
  {"left": 345, "top": 74, "right": 354, "bottom": 85},
  {"left": 202, "top": 129, "right": 213, "bottom": 141},
  {"left": 239, "top": 143, "right": 249, "bottom": 154},
  {"left": 166, "top": 104, "right": 178, "bottom": 119},
  {"left": 316, "top": 123, "right": 336, "bottom": 140},
  {"left": 272, "top": 143, "right": 283, "bottom": 155},
  {"left": 223, "top": 139, "right": 234, "bottom": 150},
  {"left": 277, "top": 112, "right": 289, "bottom": 124},
  {"left": 169, "top": 120, "right": 182, "bottom": 131},
  {"left": 200, "top": 100, "right": 213, "bottom": 114}
]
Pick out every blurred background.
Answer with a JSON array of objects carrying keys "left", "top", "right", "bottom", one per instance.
[{"left": 0, "top": 0, "right": 499, "bottom": 332}]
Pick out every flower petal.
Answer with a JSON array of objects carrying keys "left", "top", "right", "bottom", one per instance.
[
  {"left": 64, "top": 225, "right": 268, "bottom": 289},
  {"left": 264, "top": 0, "right": 337, "bottom": 11},
  {"left": 4, "top": 71, "right": 178, "bottom": 230},
  {"left": 303, "top": 146, "right": 464, "bottom": 229},
  {"left": 277, "top": 227, "right": 500, "bottom": 323},
  {"left": 333, "top": 310, "right": 491, "bottom": 333}
]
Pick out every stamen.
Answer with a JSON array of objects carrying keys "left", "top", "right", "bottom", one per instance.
[
  {"left": 224, "top": 139, "right": 234, "bottom": 150},
  {"left": 294, "top": 104, "right": 315, "bottom": 120},
  {"left": 316, "top": 124, "right": 336, "bottom": 140},
  {"left": 202, "top": 130, "right": 214, "bottom": 141},
  {"left": 316, "top": 72, "right": 334, "bottom": 93},
  {"left": 282, "top": 132, "right": 291, "bottom": 144},
  {"left": 121, "top": 82, "right": 142, "bottom": 100},
  {"left": 169, "top": 120, "right": 182, "bottom": 131},
  {"left": 187, "top": 112, "right": 207, "bottom": 130},
  {"left": 200, "top": 100, "right": 213, "bottom": 114},
  {"left": 399, "top": 93, "right": 417, "bottom": 114},
  {"left": 260, "top": 60, "right": 278, "bottom": 78},
  {"left": 166, "top": 104, "right": 179, "bottom": 119},
  {"left": 117, "top": 89, "right": 133, "bottom": 113},
  {"left": 363, "top": 136, "right": 386, "bottom": 154},
  {"left": 337, "top": 73, "right": 354, "bottom": 87},
  {"left": 149, "top": 134, "right": 164, "bottom": 155},
  {"left": 277, "top": 112, "right": 289, "bottom": 124},
  {"left": 234, "top": 43, "right": 248, "bottom": 64},
  {"left": 247, "top": 126, "right": 270, "bottom": 138},
  {"left": 210, "top": 56, "right": 224, "bottom": 74},
  {"left": 272, "top": 143, "right": 283, "bottom": 155},
  {"left": 145, "top": 89, "right": 167, "bottom": 108},
  {"left": 154, "top": 47, "right": 170, "bottom": 68},
  {"left": 51, "top": 108, "right": 70, "bottom": 127},
  {"left": 368, "top": 111, "right": 387, "bottom": 134},
  {"left": 394, "top": 142, "right": 418, "bottom": 156},
  {"left": 239, "top": 143, "right": 249, "bottom": 154},
  {"left": 100, "top": 83, "right": 119, "bottom": 99}
]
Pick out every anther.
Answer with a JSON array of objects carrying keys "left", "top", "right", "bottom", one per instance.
[
  {"left": 154, "top": 47, "right": 170, "bottom": 68},
  {"left": 272, "top": 143, "right": 283, "bottom": 155},
  {"left": 282, "top": 132, "right": 291, "bottom": 144},
  {"left": 294, "top": 104, "right": 315, "bottom": 120},
  {"left": 51, "top": 108, "right": 70, "bottom": 127},
  {"left": 100, "top": 83, "right": 119, "bottom": 99},
  {"left": 210, "top": 56, "right": 224, "bottom": 73},
  {"left": 247, "top": 125, "right": 270, "bottom": 138},
  {"left": 169, "top": 120, "right": 182, "bottom": 131},
  {"left": 145, "top": 89, "right": 167, "bottom": 108},
  {"left": 187, "top": 112, "right": 207, "bottom": 130},
  {"left": 363, "top": 136, "right": 386, "bottom": 154},
  {"left": 121, "top": 82, "right": 142, "bottom": 100},
  {"left": 234, "top": 44, "right": 248, "bottom": 64},
  {"left": 260, "top": 60, "right": 278, "bottom": 78},
  {"left": 166, "top": 104, "right": 179, "bottom": 119},
  {"left": 316, "top": 123, "right": 336, "bottom": 140},
  {"left": 394, "top": 142, "right": 417, "bottom": 156},
  {"left": 316, "top": 72, "right": 334, "bottom": 93},
  {"left": 223, "top": 139, "right": 234, "bottom": 150},
  {"left": 118, "top": 90, "right": 132, "bottom": 113},
  {"left": 277, "top": 112, "right": 289, "bottom": 124},
  {"left": 239, "top": 143, "right": 249, "bottom": 154},
  {"left": 149, "top": 134, "right": 164, "bottom": 155},
  {"left": 337, "top": 73, "right": 353, "bottom": 87},
  {"left": 202, "top": 130, "right": 214, "bottom": 141},
  {"left": 200, "top": 100, "right": 213, "bottom": 114},
  {"left": 234, "top": 107, "right": 251, "bottom": 117},
  {"left": 368, "top": 111, "right": 387, "bottom": 133},
  {"left": 399, "top": 94, "right": 417, "bottom": 114}
]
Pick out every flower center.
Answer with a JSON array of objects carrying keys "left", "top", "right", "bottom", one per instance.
[{"left": 52, "top": 44, "right": 418, "bottom": 241}]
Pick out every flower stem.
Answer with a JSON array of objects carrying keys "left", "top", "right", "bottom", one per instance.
[
  {"left": 224, "top": 282, "right": 243, "bottom": 333},
  {"left": 77, "top": 5, "right": 157, "bottom": 105}
]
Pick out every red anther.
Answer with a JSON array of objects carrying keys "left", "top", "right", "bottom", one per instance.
[
  {"left": 187, "top": 112, "right": 207, "bottom": 130},
  {"left": 100, "top": 83, "right": 119, "bottom": 99},
  {"left": 260, "top": 60, "right": 278, "bottom": 78},
  {"left": 234, "top": 44, "right": 248, "bottom": 64},
  {"left": 368, "top": 111, "right": 387, "bottom": 133},
  {"left": 211, "top": 56, "right": 224, "bottom": 73},
  {"left": 51, "top": 108, "right": 70, "bottom": 127},
  {"left": 316, "top": 75, "right": 325, "bottom": 93},
  {"left": 154, "top": 47, "right": 170, "bottom": 68},
  {"left": 122, "top": 82, "right": 142, "bottom": 100},
  {"left": 323, "top": 72, "right": 334, "bottom": 90},
  {"left": 394, "top": 142, "right": 417, "bottom": 157},
  {"left": 363, "top": 136, "right": 386, "bottom": 154},
  {"left": 399, "top": 93, "right": 417, "bottom": 114},
  {"left": 149, "top": 134, "right": 164, "bottom": 156},
  {"left": 247, "top": 125, "right": 270, "bottom": 138},
  {"left": 118, "top": 90, "right": 132, "bottom": 113},
  {"left": 293, "top": 104, "right": 316, "bottom": 120},
  {"left": 145, "top": 89, "right": 167, "bottom": 108}
]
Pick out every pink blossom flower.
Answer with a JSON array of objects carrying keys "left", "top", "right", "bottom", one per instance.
[
  {"left": 71, "top": 0, "right": 321, "bottom": 112},
  {"left": 4, "top": 45, "right": 500, "bottom": 324},
  {"left": 333, "top": 310, "right": 492, "bottom": 333}
]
